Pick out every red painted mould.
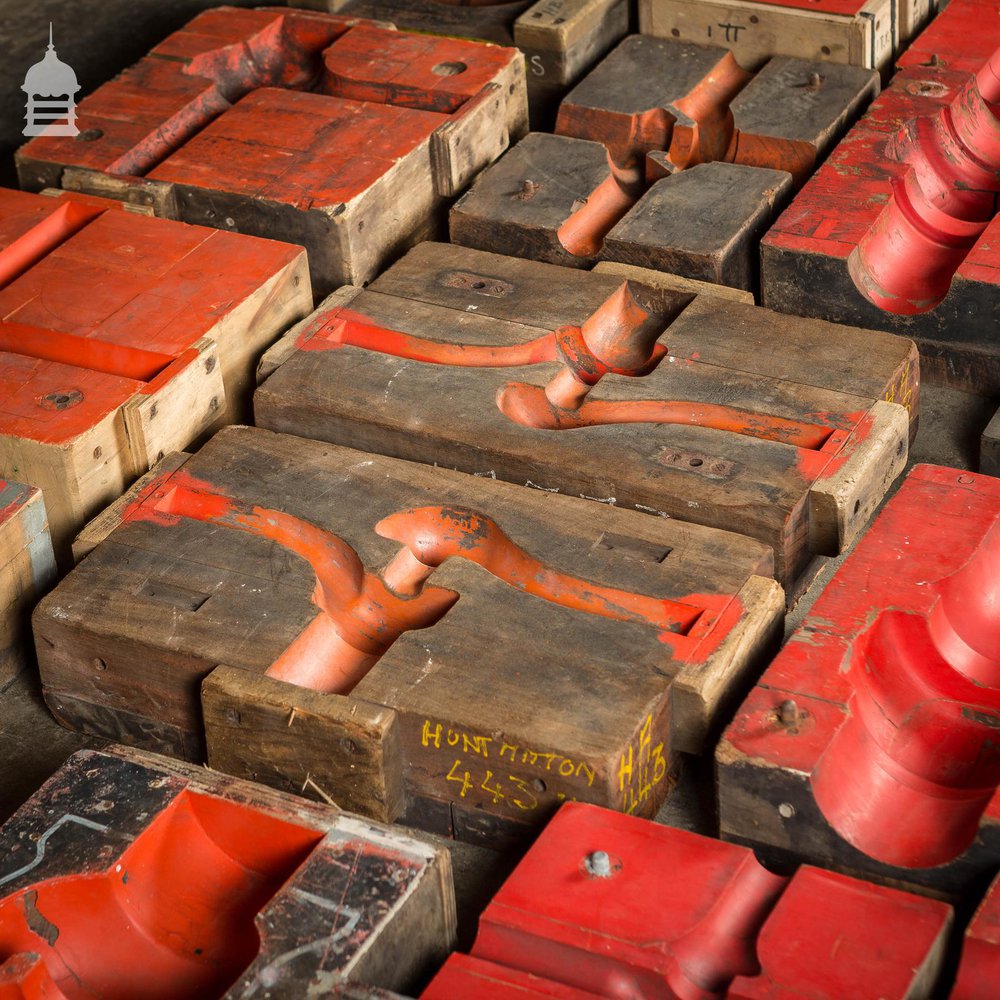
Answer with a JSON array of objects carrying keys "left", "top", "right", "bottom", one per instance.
[
  {"left": 422, "top": 801, "right": 953, "bottom": 999},
  {"left": 0, "top": 187, "right": 303, "bottom": 447},
  {"left": 723, "top": 464, "right": 1000, "bottom": 869},
  {"left": 953, "top": 874, "right": 1000, "bottom": 999}
]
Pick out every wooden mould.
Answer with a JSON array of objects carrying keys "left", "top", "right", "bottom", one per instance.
[
  {"left": 637, "top": 0, "right": 934, "bottom": 72},
  {"left": 16, "top": 5, "right": 526, "bottom": 298},
  {"left": 33, "top": 425, "right": 784, "bottom": 846},
  {"left": 717, "top": 464, "right": 1000, "bottom": 900},
  {"left": 0, "top": 187, "right": 310, "bottom": 564},
  {"left": 953, "top": 873, "right": 1000, "bottom": 1000},
  {"left": 0, "top": 746, "right": 454, "bottom": 998},
  {"left": 451, "top": 34, "right": 877, "bottom": 292},
  {"left": 290, "top": 0, "right": 629, "bottom": 127},
  {"left": 0, "top": 481, "right": 56, "bottom": 687},
  {"left": 423, "top": 801, "right": 953, "bottom": 999},
  {"left": 761, "top": 0, "right": 1000, "bottom": 393},
  {"left": 254, "top": 242, "right": 917, "bottom": 590}
]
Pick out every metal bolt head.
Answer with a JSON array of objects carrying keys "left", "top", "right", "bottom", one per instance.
[{"left": 584, "top": 850, "right": 614, "bottom": 878}]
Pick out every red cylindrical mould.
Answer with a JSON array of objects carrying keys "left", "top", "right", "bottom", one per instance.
[
  {"left": 849, "top": 46, "right": 1000, "bottom": 314},
  {"left": 811, "top": 524, "right": 1000, "bottom": 868}
]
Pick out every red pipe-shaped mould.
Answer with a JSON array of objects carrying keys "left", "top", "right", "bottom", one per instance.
[
  {"left": 811, "top": 521, "right": 1000, "bottom": 867},
  {"left": 849, "top": 46, "right": 1000, "bottom": 314},
  {"left": 664, "top": 855, "right": 790, "bottom": 1000}
]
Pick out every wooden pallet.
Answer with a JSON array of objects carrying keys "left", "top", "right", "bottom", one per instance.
[
  {"left": 0, "top": 187, "right": 310, "bottom": 563},
  {"left": 424, "top": 802, "right": 953, "bottom": 999},
  {"left": 254, "top": 242, "right": 916, "bottom": 589},
  {"left": 761, "top": 0, "right": 1000, "bottom": 393},
  {"left": 451, "top": 34, "right": 877, "bottom": 289},
  {"left": 292, "top": 0, "right": 629, "bottom": 127},
  {"left": 637, "top": 0, "right": 933, "bottom": 71},
  {"left": 35, "top": 425, "right": 783, "bottom": 846},
  {"left": 717, "top": 464, "right": 1000, "bottom": 900},
  {"left": 0, "top": 746, "right": 454, "bottom": 997},
  {"left": 16, "top": 6, "right": 527, "bottom": 298},
  {"left": 0, "top": 482, "right": 56, "bottom": 687}
]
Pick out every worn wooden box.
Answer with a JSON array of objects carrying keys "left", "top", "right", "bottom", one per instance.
[
  {"left": 255, "top": 242, "right": 916, "bottom": 590},
  {"left": 34, "top": 425, "right": 783, "bottom": 846},
  {"left": 717, "top": 464, "right": 1000, "bottom": 900},
  {"left": 424, "top": 801, "right": 953, "bottom": 999},
  {"left": 0, "top": 187, "right": 310, "bottom": 563},
  {"left": 451, "top": 34, "right": 877, "bottom": 290},
  {"left": 0, "top": 746, "right": 454, "bottom": 997},
  {"left": 16, "top": 6, "right": 526, "bottom": 298},
  {"left": 761, "top": 0, "right": 1000, "bottom": 393},
  {"left": 637, "top": 0, "right": 930, "bottom": 71},
  {"left": 292, "top": 0, "right": 629, "bottom": 127},
  {"left": 0, "top": 482, "right": 56, "bottom": 686}
]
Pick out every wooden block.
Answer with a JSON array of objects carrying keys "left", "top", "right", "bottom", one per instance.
[
  {"left": 0, "top": 746, "right": 455, "bottom": 996},
  {"left": 638, "top": 0, "right": 896, "bottom": 70},
  {"left": 34, "top": 424, "right": 784, "bottom": 844},
  {"left": 603, "top": 163, "right": 793, "bottom": 291},
  {"left": 982, "top": 407, "right": 1000, "bottom": 478},
  {"left": 424, "top": 801, "right": 953, "bottom": 998},
  {"left": 0, "top": 187, "right": 311, "bottom": 563},
  {"left": 717, "top": 464, "right": 1000, "bottom": 899},
  {"left": 255, "top": 241, "right": 916, "bottom": 588},
  {"left": 0, "top": 482, "right": 56, "bottom": 686},
  {"left": 16, "top": 6, "right": 527, "bottom": 298},
  {"left": 290, "top": 0, "right": 628, "bottom": 128},
  {"left": 452, "top": 34, "right": 877, "bottom": 281},
  {"left": 953, "top": 874, "right": 1000, "bottom": 1000},
  {"left": 761, "top": 0, "right": 1000, "bottom": 394},
  {"left": 593, "top": 260, "right": 756, "bottom": 303}
]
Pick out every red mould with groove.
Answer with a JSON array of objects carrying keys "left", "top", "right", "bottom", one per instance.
[
  {"left": 718, "top": 463, "right": 1000, "bottom": 898},
  {"left": 421, "top": 801, "right": 954, "bottom": 999}
]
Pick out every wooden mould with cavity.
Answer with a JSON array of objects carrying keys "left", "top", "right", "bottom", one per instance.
[
  {"left": 450, "top": 34, "right": 878, "bottom": 292},
  {"left": 0, "top": 746, "right": 454, "bottom": 998},
  {"left": 0, "top": 187, "right": 311, "bottom": 563},
  {"left": 254, "top": 242, "right": 918, "bottom": 591},
  {"left": 33, "top": 424, "right": 785, "bottom": 846},
  {"left": 16, "top": 5, "right": 527, "bottom": 298}
]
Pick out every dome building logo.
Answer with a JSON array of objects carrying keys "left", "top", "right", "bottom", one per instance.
[{"left": 22, "top": 24, "right": 80, "bottom": 137}]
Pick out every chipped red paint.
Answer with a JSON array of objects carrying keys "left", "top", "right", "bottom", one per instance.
[
  {"left": 953, "top": 874, "right": 1000, "bottom": 1000},
  {"left": 121, "top": 469, "right": 716, "bottom": 693},
  {"left": 849, "top": 45, "right": 1000, "bottom": 313}
]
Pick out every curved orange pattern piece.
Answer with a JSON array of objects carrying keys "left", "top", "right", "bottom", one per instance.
[{"left": 376, "top": 505, "right": 704, "bottom": 635}]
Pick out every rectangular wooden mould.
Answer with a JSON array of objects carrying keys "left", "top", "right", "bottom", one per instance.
[
  {"left": 16, "top": 5, "right": 527, "bottom": 298},
  {"left": 255, "top": 242, "right": 917, "bottom": 590},
  {"left": 34, "top": 425, "right": 784, "bottom": 847},
  {"left": 0, "top": 187, "right": 310, "bottom": 563}
]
